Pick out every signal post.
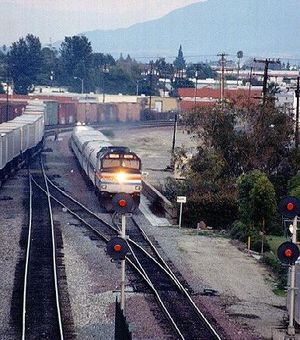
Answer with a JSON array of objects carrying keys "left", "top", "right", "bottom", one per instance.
[
  {"left": 277, "top": 196, "right": 300, "bottom": 338},
  {"left": 107, "top": 193, "right": 134, "bottom": 312},
  {"left": 120, "top": 214, "right": 126, "bottom": 310}
]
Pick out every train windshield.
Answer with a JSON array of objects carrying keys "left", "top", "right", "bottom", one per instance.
[
  {"left": 102, "top": 158, "right": 140, "bottom": 170},
  {"left": 101, "top": 152, "right": 141, "bottom": 170}
]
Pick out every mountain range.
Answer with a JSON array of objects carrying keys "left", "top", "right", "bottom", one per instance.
[{"left": 80, "top": 0, "right": 300, "bottom": 61}]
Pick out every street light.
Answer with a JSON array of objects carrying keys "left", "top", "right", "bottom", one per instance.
[
  {"left": 102, "top": 64, "right": 109, "bottom": 103},
  {"left": 74, "top": 76, "right": 84, "bottom": 94}
]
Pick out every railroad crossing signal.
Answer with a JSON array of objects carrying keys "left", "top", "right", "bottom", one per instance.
[
  {"left": 277, "top": 241, "right": 300, "bottom": 265},
  {"left": 106, "top": 237, "right": 129, "bottom": 261},
  {"left": 112, "top": 193, "right": 134, "bottom": 214},
  {"left": 278, "top": 196, "right": 300, "bottom": 218}
]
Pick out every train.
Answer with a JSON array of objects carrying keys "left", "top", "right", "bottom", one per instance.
[
  {"left": 69, "top": 125, "right": 142, "bottom": 211},
  {"left": 0, "top": 99, "right": 45, "bottom": 186}
]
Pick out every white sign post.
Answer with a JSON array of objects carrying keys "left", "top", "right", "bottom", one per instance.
[{"left": 177, "top": 196, "right": 186, "bottom": 228}]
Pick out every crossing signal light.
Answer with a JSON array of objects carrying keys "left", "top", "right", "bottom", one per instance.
[
  {"left": 112, "top": 193, "right": 134, "bottom": 213},
  {"left": 278, "top": 196, "right": 300, "bottom": 218},
  {"left": 106, "top": 237, "right": 129, "bottom": 260},
  {"left": 277, "top": 241, "right": 300, "bottom": 265}
]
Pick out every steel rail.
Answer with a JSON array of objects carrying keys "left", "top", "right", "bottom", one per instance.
[
  {"left": 45, "top": 176, "right": 187, "bottom": 284},
  {"left": 33, "top": 179, "right": 184, "bottom": 339},
  {"left": 40, "top": 162, "right": 64, "bottom": 340},
  {"left": 21, "top": 170, "right": 33, "bottom": 340},
  {"left": 46, "top": 177, "right": 117, "bottom": 231},
  {"left": 45, "top": 175, "right": 221, "bottom": 338},
  {"left": 35, "top": 177, "right": 221, "bottom": 339},
  {"left": 31, "top": 177, "right": 109, "bottom": 243},
  {"left": 130, "top": 216, "right": 182, "bottom": 287},
  {"left": 125, "top": 256, "right": 185, "bottom": 339},
  {"left": 130, "top": 217, "right": 221, "bottom": 339},
  {"left": 45, "top": 177, "right": 181, "bottom": 277},
  {"left": 39, "top": 170, "right": 221, "bottom": 340}
]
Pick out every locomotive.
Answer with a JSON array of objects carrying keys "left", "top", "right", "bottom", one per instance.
[
  {"left": 69, "top": 125, "right": 142, "bottom": 210},
  {"left": 0, "top": 100, "right": 45, "bottom": 186}
]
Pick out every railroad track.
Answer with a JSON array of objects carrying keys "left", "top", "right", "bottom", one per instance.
[
  {"left": 36, "top": 172, "right": 223, "bottom": 339},
  {"left": 44, "top": 120, "right": 179, "bottom": 136},
  {"left": 22, "top": 162, "right": 64, "bottom": 339}
]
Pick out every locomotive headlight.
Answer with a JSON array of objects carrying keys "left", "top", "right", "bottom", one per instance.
[{"left": 116, "top": 172, "right": 127, "bottom": 183}]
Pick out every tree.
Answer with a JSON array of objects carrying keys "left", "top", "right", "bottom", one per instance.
[
  {"left": 237, "top": 171, "right": 276, "bottom": 232},
  {"left": 8, "top": 34, "right": 43, "bottom": 94},
  {"left": 154, "top": 58, "right": 174, "bottom": 78},
  {"left": 170, "top": 78, "right": 194, "bottom": 97},
  {"left": 186, "top": 63, "right": 216, "bottom": 79},
  {"left": 59, "top": 35, "right": 93, "bottom": 92},
  {"left": 92, "top": 53, "right": 115, "bottom": 69},
  {"left": 173, "top": 45, "right": 186, "bottom": 71},
  {"left": 37, "top": 47, "right": 59, "bottom": 85},
  {"left": 182, "top": 101, "right": 295, "bottom": 183}
]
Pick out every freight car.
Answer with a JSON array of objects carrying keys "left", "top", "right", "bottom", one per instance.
[
  {"left": 0, "top": 100, "right": 45, "bottom": 186},
  {"left": 69, "top": 125, "right": 142, "bottom": 210}
]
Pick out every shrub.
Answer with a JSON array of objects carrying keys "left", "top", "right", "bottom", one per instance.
[
  {"left": 230, "top": 220, "right": 248, "bottom": 242},
  {"left": 182, "top": 192, "right": 238, "bottom": 229},
  {"left": 149, "top": 196, "right": 165, "bottom": 217},
  {"left": 250, "top": 234, "right": 270, "bottom": 253},
  {"left": 262, "top": 251, "right": 287, "bottom": 289},
  {"left": 230, "top": 220, "right": 270, "bottom": 253}
]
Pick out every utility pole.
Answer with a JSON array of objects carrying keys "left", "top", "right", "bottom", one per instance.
[
  {"left": 148, "top": 61, "right": 153, "bottom": 112},
  {"left": 194, "top": 63, "right": 200, "bottom": 105},
  {"left": 254, "top": 58, "right": 280, "bottom": 105},
  {"left": 6, "top": 79, "right": 9, "bottom": 122},
  {"left": 217, "top": 53, "right": 228, "bottom": 107},
  {"left": 102, "top": 64, "right": 109, "bottom": 103},
  {"left": 248, "top": 67, "right": 253, "bottom": 104},
  {"left": 295, "top": 76, "right": 300, "bottom": 148}
]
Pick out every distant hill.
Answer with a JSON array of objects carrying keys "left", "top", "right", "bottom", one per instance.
[{"left": 81, "top": 0, "right": 300, "bottom": 60}]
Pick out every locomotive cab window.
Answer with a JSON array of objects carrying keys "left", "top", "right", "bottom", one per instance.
[
  {"left": 102, "top": 158, "right": 140, "bottom": 170},
  {"left": 101, "top": 152, "right": 141, "bottom": 171}
]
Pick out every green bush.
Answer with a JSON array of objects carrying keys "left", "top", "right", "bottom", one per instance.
[
  {"left": 251, "top": 234, "right": 270, "bottom": 253},
  {"left": 262, "top": 251, "right": 287, "bottom": 290},
  {"left": 230, "top": 220, "right": 270, "bottom": 253},
  {"left": 288, "top": 171, "right": 300, "bottom": 192},
  {"left": 230, "top": 220, "right": 248, "bottom": 242},
  {"left": 182, "top": 192, "right": 238, "bottom": 229}
]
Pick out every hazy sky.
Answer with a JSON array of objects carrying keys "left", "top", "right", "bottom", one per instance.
[{"left": 1, "top": 0, "right": 204, "bottom": 46}]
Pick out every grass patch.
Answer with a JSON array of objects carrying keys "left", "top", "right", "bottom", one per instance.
[{"left": 272, "top": 288, "right": 287, "bottom": 297}]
